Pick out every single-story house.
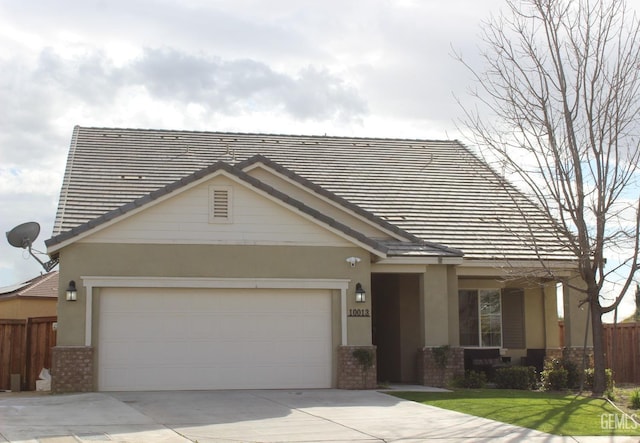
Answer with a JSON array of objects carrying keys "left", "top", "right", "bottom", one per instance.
[
  {"left": 0, "top": 271, "right": 58, "bottom": 319},
  {"left": 45, "top": 126, "right": 590, "bottom": 392}
]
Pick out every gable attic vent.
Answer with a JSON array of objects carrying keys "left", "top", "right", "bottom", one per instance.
[{"left": 209, "top": 185, "right": 232, "bottom": 223}]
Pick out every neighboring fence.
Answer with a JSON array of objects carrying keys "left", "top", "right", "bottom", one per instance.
[
  {"left": 604, "top": 323, "right": 640, "bottom": 384},
  {"left": 0, "top": 317, "right": 57, "bottom": 391},
  {"left": 558, "top": 321, "right": 640, "bottom": 384}
]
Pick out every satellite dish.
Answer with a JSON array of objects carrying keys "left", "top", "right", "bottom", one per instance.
[
  {"left": 5, "top": 221, "right": 58, "bottom": 272},
  {"left": 6, "top": 221, "right": 41, "bottom": 249}
]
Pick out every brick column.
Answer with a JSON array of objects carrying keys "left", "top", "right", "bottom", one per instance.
[
  {"left": 337, "top": 345, "right": 377, "bottom": 389},
  {"left": 51, "top": 346, "right": 94, "bottom": 393},
  {"left": 545, "top": 348, "right": 563, "bottom": 361},
  {"left": 562, "top": 347, "right": 594, "bottom": 368},
  {"left": 417, "top": 346, "right": 464, "bottom": 387}
]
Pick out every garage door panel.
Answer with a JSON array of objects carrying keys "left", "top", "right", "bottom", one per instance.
[
  {"left": 100, "top": 314, "right": 143, "bottom": 339},
  {"left": 103, "top": 363, "right": 330, "bottom": 391},
  {"left": 301, "top": 315, "right": 332, "bottom": 333},
  {"left": 187, "top": 316, "right": 217, "bottom": 338},
  {"left": 98, "top": 287, "right": 333, "bottom": 391},
  {"left": 100, "top": 341, "right": 133, "bottom": 365}
]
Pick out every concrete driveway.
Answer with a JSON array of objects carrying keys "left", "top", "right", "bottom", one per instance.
[{"left": 0, "top": 389, "right": 636, "bottom": 443}]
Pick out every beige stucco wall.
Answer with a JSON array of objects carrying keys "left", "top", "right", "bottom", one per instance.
[
  {"left": 369, "top": 265, "right": 458, "bottom": 349},
  {"left": 562, "top": 273, "right": 592, "bottom": 347},
  {"left": 447, "top": 266, "right": 460, "bottom": 346},
  {"left": 421, "top": 265, "right": 451, "bottom": 346},
  {"left": 56, "top": 242, "right": 372, "bottom": 347},
  {"left": 0, "top": 298, "right": 57, "bottom": 319},
  {"left": 543, "top": 281, "right": 561, "bottom": 348}
]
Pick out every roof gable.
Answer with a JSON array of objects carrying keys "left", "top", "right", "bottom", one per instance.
[
  {"left": 76, "top": 171, "right": 364, "bottom": 250},
  {"left": 48, "top": 159, "right": 434, "bottom": 257}
]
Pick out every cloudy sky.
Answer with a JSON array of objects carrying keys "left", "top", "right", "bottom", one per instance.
[{"left": 0, "top": 0, "right": 637, "bottom": 320}]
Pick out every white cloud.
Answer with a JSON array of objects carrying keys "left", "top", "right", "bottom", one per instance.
[{"left": 0, "top": 168, "right": 62, "bottom": 195}]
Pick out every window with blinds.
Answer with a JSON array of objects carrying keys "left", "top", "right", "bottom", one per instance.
[{"left": 458, "top": 287, "right": 525, "bottom": 348}]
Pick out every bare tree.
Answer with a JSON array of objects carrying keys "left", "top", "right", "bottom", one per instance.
[{"left": 457, "top": 0, "right": 640, "bottom": 396}]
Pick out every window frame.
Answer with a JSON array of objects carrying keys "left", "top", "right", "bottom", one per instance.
[
  {"left": 458, "top": 288, "right": 503, "bottom": 348},
  {"left": 478, "top": 289, "right": 502, "bottom": 347}
]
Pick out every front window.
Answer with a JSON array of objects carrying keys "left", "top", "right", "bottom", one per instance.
[{"left": 459, "top": 289, "right": 502, "bottom": 347}]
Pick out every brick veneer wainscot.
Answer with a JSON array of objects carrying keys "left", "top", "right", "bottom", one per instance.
[
  {"left": 417, "top": 346, "right": 464, "bottom": 388},
  {"left": 51, "top": 346, "right": 94, "bottom": 393},
  {"left": 337, "top": 345, "right": 377, "bottom": 389},
  {"left": 546, "top": 346, "right": 594, "bottom": 368}
]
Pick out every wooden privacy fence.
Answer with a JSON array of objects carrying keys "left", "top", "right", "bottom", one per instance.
[
  {"left": 0, "top": 317, "right": 57, "bottom": 391},
  {"left": 558, "top": 321, "right": 640, "bottom": 384},
  {"left": 604, "top": 323, "right": 640, "bottom": 384}
]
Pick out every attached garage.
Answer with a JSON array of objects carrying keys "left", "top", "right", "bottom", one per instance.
[{"left": 97, "top": 287, "right": 333, "bottom": 391}]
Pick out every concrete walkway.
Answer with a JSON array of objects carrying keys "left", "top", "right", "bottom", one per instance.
[{"left": 0, "top": 389, "right": 637, "bottom": 442}]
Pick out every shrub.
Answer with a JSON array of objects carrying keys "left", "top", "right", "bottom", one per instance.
[
  {"left": 562, "top": 359, "right": 580, "bottom": 389},
  {"left": 541, "top": 358, "right": 568, "bottom": 391},
  {"left": 605, "top": 388, "right": 617, "bottom": 402},
  {"left": 495, "top": 366, "right": 537, "bottom": 390},
  {"left": 455, "top": 370, "right": 487, "bottom": 389},
  {"left": 630, "top": 389, "right": 640, "bottom": 409},
  {"left": 583, "top": 368, "right": 614, "bottom": 392},
  {"left": 542, "top": 367, "right": 568, "bottom": 390}
]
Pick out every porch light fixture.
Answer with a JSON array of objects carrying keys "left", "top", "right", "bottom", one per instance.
[
  {"left": 355, "top": 283, "right": 366, "bottom": 303},
  {"left": 66, "top": 280, "right": 77, "bottom": 302}
]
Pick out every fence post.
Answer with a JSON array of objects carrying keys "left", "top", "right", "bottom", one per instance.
[{"left": 21, "top": 318, "right": 29, "bottom": 391}]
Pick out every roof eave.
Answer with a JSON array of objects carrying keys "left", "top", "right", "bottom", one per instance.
[{"left": 375, "top": 256, "right": 464, "bottom": 265}]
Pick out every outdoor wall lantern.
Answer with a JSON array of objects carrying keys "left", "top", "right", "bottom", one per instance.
[
  {"left": 66, "top": 280, "right": 77, "bottom": 302},
  {"left": 355, "top": 283, "right": 366, "bottom": 303}
]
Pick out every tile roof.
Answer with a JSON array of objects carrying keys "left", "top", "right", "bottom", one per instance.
[
  {"left": 49, "top": 126, "right": 575, "bottom": 261},
  {"left": 0, "top": 271, "right": 58, "bottom": 299}
]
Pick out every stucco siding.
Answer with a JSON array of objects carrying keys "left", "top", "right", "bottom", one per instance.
[
  {"left": 524, "top": 286, "right": 545, "bottom": 348},
  {"left": 421, "top": 265, "right": 450, "bottom": 346},
  {"left": 0, "top": 298, "right": 57, "bottom": 319},
  {"left": 56, "top": 243, "right": 372, "bottom": 347}
]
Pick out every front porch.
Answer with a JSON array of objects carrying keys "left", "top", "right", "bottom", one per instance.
[{"left": 368, "top": 267, "right": 588, "bottom": 388}]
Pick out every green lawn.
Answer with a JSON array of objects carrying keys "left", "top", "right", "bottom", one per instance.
[{"left": 390, "top": 389, "right": 640, "bottom": 436}]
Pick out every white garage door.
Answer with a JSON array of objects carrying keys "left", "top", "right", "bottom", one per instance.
[{"left": 98, "top": 287, "right": 333, "bottom": 391}]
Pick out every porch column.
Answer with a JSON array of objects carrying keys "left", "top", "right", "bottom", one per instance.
[
  {"left": 447, "top": 266, "right": 460, "bottom": 346},
  {"left": 543, "top": 281, "right": 561, "bottom": 349},
  {"left": 562, "top": 274, "right": 592, "bottom": 347},
  {"left": 420, "top": 265, "right": 451, "bottom": 346}
]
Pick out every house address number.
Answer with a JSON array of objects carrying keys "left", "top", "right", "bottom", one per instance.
[{"left": 348, "top": 308, "right": 370, "bottom": 317}]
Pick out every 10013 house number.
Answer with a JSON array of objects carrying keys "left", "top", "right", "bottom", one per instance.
[{"left": 348, "top": 308, "right": 370, "bottom": 317}]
